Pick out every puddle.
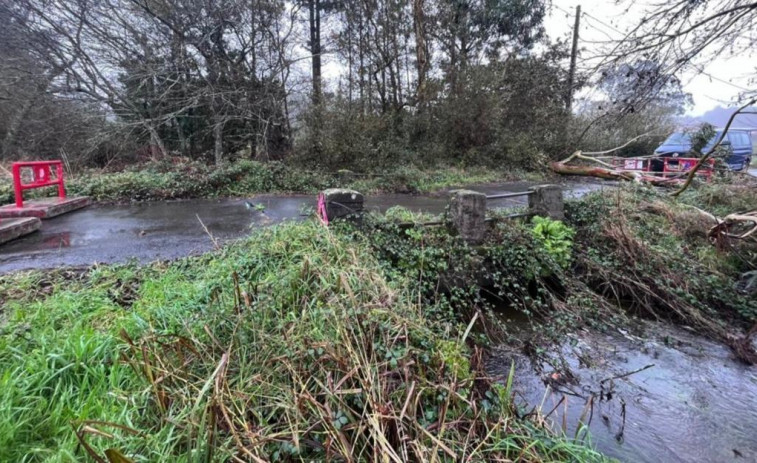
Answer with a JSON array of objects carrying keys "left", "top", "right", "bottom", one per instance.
[
  {"left": 0, "top": 181, "right": 608, "bottom": 272},
  {"left": 488, "top": 324, "right": 757, "bottom": 462}
]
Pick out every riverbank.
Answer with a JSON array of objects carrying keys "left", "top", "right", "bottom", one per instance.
[
  {"left": 0, "top": 221, "right": 607, "bottom": 462},
  {"left": 0, "top": 158, "right": 547, "bottom": 205},
  {"left": 1, "top": 182, "right": 754, "bottom": 461}
]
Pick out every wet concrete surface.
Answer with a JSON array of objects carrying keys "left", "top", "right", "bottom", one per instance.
[
  {"left": 0, "top": 181, "right": 609, "bottom": 272},
  {"left": 488, "top": 323, "right": 757, "bottom": 463}
]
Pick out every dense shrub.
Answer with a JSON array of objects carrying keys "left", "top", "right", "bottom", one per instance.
[
  {"left": 0, "top": 158, "right": 523, "bottom": 204},
  {"left": 294, "top": 53, "right": 570, "bottom": 172}
]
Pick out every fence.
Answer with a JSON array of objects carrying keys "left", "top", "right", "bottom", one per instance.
[
  {"left": 614, "top": 157, "right": 715, "bottom": 181},
  {"left": 12, "top": 160, "right": 66, "bottom": 208}
]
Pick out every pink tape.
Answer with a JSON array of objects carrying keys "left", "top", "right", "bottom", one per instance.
[{"left": 317, "top": 193, "right": 329, "bottom": 226}]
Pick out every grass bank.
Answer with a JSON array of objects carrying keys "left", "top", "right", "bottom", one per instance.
[
  {"left": 0, "top": 221, "right": 606, "bottom": 462},
  {"left": 568, "top": 184, "right": 756, "bottom": 345},
  {"left": 2, "top": 180, "right": 752, "bottom": 461},
  {"left": 0, "top": 159, "right": 543, "bottom": 204}
]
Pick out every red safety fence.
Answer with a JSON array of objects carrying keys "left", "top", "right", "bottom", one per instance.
[
  {"left": 12, "top": 160, "right": 66, "bottom": 208},
  {"left": 613, "top": 157, "right": 716, "bottom": 181}
]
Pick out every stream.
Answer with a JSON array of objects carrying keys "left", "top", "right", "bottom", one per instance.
[{"left": 488, "top": 322, "right": 757, "bottom": 462}]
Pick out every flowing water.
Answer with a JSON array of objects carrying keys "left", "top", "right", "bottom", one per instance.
[{"left": 488, "top": 323, "right": 757, "bottom": 462}]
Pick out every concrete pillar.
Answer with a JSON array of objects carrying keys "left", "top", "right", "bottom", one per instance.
[
  {"left": 447, "top": 190, "right": 487, "bottom": 244},
  {"left": 322, "top": 188, "right": 364, "bottom": 221},
  {"left": 528, "top": 184, "right": 564, "bottom": 220}
]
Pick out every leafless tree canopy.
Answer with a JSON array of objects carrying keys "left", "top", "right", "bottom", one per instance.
[
  {"left": 606, "top": 1, "right": 757, "bottom": 100},
  {"left": 1, "top": 0, "right": 747, "bottom": 169}
]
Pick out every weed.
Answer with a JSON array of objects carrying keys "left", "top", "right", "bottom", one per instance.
[
  {"left": 530, "top": 217, "right": 576, "bottom": 268},
  {"left": 0, "top": 222, "right": 605, "bottom": 462}
]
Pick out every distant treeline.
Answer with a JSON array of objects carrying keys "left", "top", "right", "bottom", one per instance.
[{"left": 0, "top": 1, "right": 687, "bottom": 171}]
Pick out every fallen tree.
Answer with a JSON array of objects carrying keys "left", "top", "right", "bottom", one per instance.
[
  {"left": 709, "top": 210, "right": 757, "bottom": 244},
  {"left": 554, "top": 100, "right": 757, "bottom": 195},
  {"left": 549, "top": 150, "right": 681, "bottom": 186}
]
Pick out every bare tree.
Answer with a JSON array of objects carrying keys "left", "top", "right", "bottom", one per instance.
[{"left": 604, "top": 1, "right": 757, "bottom": 97}]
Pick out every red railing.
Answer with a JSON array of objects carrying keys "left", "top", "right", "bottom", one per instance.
[
  {"left": 12, "top": 161, "right": 66, "bottom": 208},
  {"left": 615, "top": 157, "right": 716, "bottom": 181}
]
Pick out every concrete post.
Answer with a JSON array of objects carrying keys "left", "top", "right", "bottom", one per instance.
[
  {"left": 528, "top": 184, "right": 564, "bottom": 220},
  {"left": 322, "top": 188, "right": 364, "bottom": 221},
  {"left": 447, "top": 190, "right": 487, "bottom": 244}
]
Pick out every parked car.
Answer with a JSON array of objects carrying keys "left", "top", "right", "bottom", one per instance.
[{"left": 654, "top": 128, "right": 753, "bottom": 171}]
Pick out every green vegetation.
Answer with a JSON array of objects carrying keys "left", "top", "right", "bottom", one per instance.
[
  {"left": 2, "top": 180, "right": 754, "bottom": 461},
  {"left": 0, "top": 222, "right": 606, "bottom": 462},
  {"left": 0, "top": 159, "right": 539, "bottom": 204},
  {"left": 354, "top": 182, "right": 757, "bottom": 356},
  {"left": 530, "top": 217, "right": 576, "bottom": 269},
  {"left": 565, "top": 184, "right": 757, "bottom": 345}
]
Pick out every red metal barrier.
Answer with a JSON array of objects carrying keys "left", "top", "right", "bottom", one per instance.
[
  {"left": 615, "top": 157, "right": 715, "bottom": 181},
  {"left": 12, "top": 161, "right": 66, "bottom": 208}
]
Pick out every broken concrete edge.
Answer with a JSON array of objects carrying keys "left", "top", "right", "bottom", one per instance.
[
  {"left": 0, "top": 196, "right": 91, "bottom": 219},
  {"left": 0, "top": 217, "right": 41, "bottom": 244},
  {"left": 316, "top": 185, "right": 562, "bottom": 237}
]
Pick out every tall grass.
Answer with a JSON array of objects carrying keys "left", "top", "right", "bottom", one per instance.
[{"left": 0, "top": 222, "right": 606, "bottom": 462}]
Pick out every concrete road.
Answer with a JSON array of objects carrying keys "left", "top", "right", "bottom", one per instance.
[{"left": 0, "top": 181, "right": 609, "bottom": 272}]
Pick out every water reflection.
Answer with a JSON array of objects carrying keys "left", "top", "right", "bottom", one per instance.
[{"left": 488, "top": 325, "right": 757, "bottom": 462}]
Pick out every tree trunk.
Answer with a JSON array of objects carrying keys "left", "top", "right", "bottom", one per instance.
[
  {"left": 213, "top": 117, "right": 224, "bottom": 165},
  {"left": 148, "top": 125, "right": 168, "bottom": 160},
  {"left": 412, "top": 0, "right": 429, "bottom": 107},
  {"left": 174, "top": 118, "right": 188, "bottom": 156},
  {"left": 549, "top": 153, "right": 677, "bottom": 187}
]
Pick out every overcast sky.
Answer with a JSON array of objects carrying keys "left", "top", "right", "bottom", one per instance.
[{"left": 546, "top": 0, "right": 756, "bottom": 116}]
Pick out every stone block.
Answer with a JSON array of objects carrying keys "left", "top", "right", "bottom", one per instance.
[
  {"left": 322, "top": 188, "right": 364, "bottom": 221},
  {"left": 0, "top": 217, "right": 41, "bottom": 244},
  {"left": 0, "top": 196, "right": 91, "bottom": 219},
  {"left": 528, "top": 185, "right": 564, "bottom": 220},
  {"left": 447, "top": 190, "right": 486, "bottom": 244}
]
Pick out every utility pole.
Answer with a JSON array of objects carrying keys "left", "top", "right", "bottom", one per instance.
[
  {"left": 566, "top": 5, "right": 581, "bottom": 114},
  {"left": 309, "top": 0, "right": 322, "bottom": 105}
]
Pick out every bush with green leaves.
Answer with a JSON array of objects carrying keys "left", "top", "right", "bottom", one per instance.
[{"left": 530, "top": 216, "right": 576, "bottom": 268}]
